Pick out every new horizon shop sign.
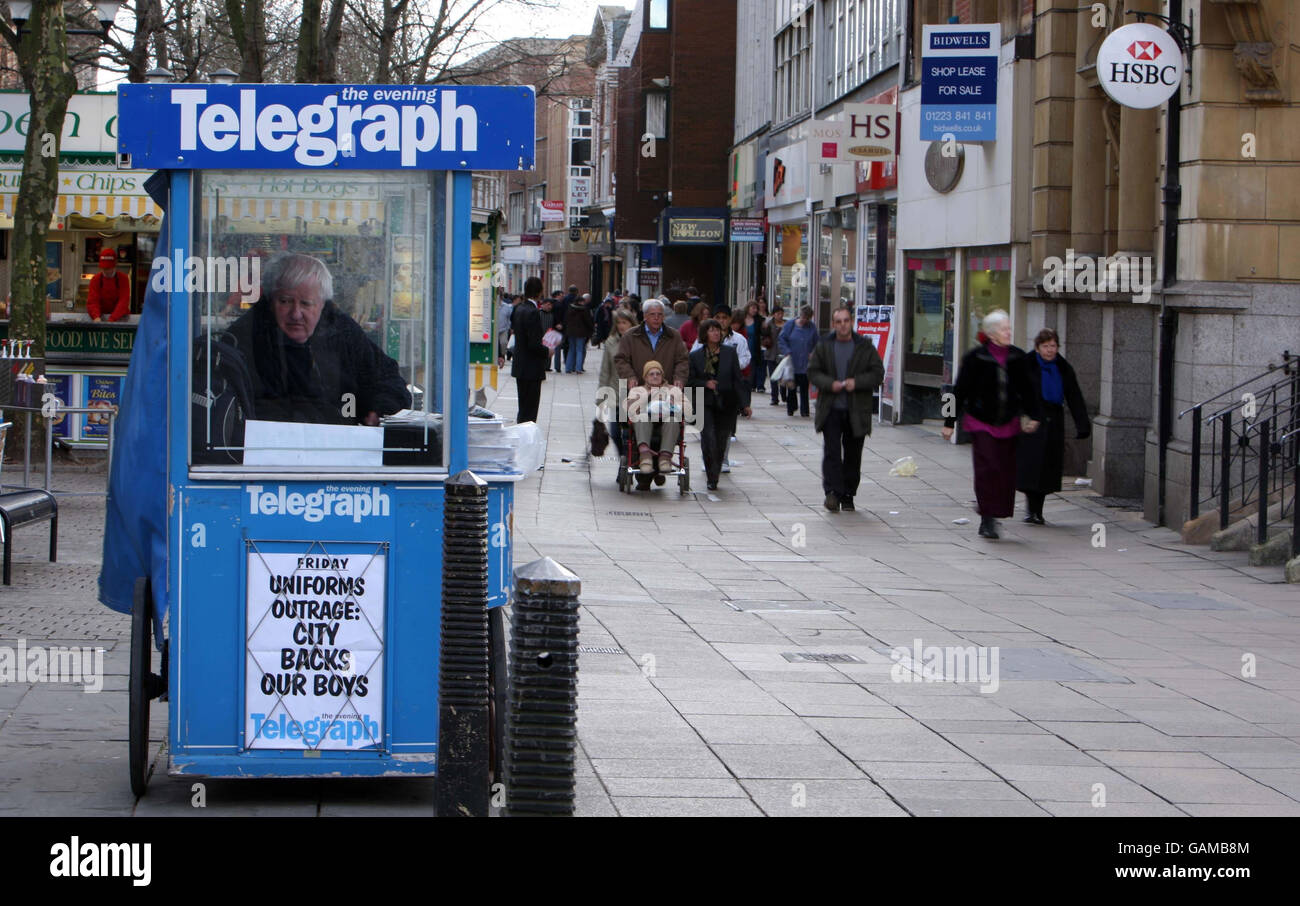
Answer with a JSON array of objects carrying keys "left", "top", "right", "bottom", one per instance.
[
  {"left": 920, "top": 24, "right": 999, "bottom": 142},
  {"left": 664, "top": 216, "right": 726, "bottom": 246},
  {"left": 117, "top": 84, "right": 536, "bottom": 171}
]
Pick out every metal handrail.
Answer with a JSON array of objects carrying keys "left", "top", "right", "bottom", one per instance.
[
  {"left": 1177, "top": 351, "right": 1296, "bottom": 420},
  {"left": 0, "top": 403, "right": 118, "bottom": 494}
]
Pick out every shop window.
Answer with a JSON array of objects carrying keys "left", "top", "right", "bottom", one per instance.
[
  {"left": 190, "top": 170, "right": 442, "bottom": 471},
  {"left": 773, "top": 223, "right": 810, "bottom": 316},
  {"left": 904, "top": 253, "right": 954, "bottom": 378},
  {"left": 962, "top": 248, "right": 1011, "bottom": 354}
]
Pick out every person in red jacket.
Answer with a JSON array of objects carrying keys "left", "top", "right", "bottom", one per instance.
[{"left": 87, "top": 248, "right": 130, "bottom": 322}]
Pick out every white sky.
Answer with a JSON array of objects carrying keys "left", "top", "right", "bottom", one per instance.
[{"left": 475, "top": 0, "right": 634, "bottom": 43}]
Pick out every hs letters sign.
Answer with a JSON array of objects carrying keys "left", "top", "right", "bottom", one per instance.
[
  {"left": 812, "top": 104, "right": 897, "bottom": 165},
  {"left": 1096, "top": 23, "right": 1184, "bottom": 109}
]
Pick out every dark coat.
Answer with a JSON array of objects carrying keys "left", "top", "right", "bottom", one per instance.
[
  {"left": 615, "top": 323, "right": 690, "bottom": 386},
  {"left": 510, "top": 298, "right": 549, "bottom": 382},
  {"left": 807, "top": 332, "right": 885, "bottom": 437},
  {"left": 564, "top": 301, "right": 594, "bottom": 339},
  {"left": 226, "top": 298, "right": 409, "bottom": 424},
  {"left": 944, "top": 342, "right": 1042, "bottom": 430},
  {"left": 687, "top": 344, "right": 743, "bottom": 414},
  {"left": 1016, "top": 352, "right": 1091, "bottom": 493}
]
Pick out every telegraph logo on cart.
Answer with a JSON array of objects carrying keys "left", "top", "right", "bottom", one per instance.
[
  {"left": 170, "top": 86, "right": 480, "bottom": 167},
  {"left": 247, "top": 484, "right": 390, "bottom": 523}
]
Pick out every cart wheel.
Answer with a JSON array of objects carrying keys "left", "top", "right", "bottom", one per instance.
[
  {"left": 129, "top": 577, "right": 154, "bottom": 798},
  {"left": 635, "top": 473, "right": 652, "bottom": 492},
  {"left": 679, "top": 457, "right": 691, "bottom": 495},
  {"left": 488, "top": 605, "right": 509, "bottom": 792}
]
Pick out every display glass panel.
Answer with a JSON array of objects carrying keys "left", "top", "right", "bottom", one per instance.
[{"left": 190, "top": 169, "right": 444, "bottom": 470}]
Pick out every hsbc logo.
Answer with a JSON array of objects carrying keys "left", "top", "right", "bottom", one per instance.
[
  {"left": 1126, "top": 41, "right": 1162, "bottom": 61},
  {"left": 1097, "top": 23, "right": 1184, "bottom": 109}
]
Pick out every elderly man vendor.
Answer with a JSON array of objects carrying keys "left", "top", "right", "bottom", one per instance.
[{"left": 227, "top": 253, "right": 410, "bottom": 425}]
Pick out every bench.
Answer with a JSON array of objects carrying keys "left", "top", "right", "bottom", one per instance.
[{"left": 0, "top": 489, "right": 58, "bottom": 585}]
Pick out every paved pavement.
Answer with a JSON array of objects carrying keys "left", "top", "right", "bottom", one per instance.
[{"left": 1, "top": 345, "right": 1298, "bottom": 816}]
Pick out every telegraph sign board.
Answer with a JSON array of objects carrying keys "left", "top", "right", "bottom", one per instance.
[
  {"left": 920, "top": 24, "right": 999, "bottom": 142},
  {"left": 117, "top": 83, "right": 536, "bottom": 171},
  {"left": 1096, "top": 23, "right": 1184, "bottom": 109}
]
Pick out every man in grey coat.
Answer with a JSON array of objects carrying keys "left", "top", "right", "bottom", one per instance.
[{"left": 807, "top": 305, "right": 885, "bottom": 512}]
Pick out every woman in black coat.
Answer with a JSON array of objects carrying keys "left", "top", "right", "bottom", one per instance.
[
  {"left": 942, "top": 310, "right": 1041, "bottom": 539},
  {"left": 1016, "top": 328, "right": 1091, "bottom": 524},
  {"left": 687, "top": 318, "right": 742, "bottom": 490}
]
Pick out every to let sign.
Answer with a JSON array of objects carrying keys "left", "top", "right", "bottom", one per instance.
[{"left": 920, "top": 24, "right": 999, "bottom": 142}]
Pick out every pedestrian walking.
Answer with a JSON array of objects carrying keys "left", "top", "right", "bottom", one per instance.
[
  {"left": 687, "top": 318, "right": 742, "bottom": 491},
  {"left": 496, "top": 293, "right": 514, "bottom": 360},
  {"left": 743, "top": 302, "right": 766, "bottom": 393},
  {"left": 614, "top": 297, "right": 689, "bottom": 390},
  {"left": 690, "top": 307, "right": 752, "bottom": 471},
  {"left": 551, "top": 289, "right": 572, "bottom": 372},
  {"left": 942, "top": 310, "right": 1042, "bottom": 539},
  {"left": 764, "top": 306, "right": 787, "bottom": 405},
  {"left": 598, "top": 308, "right": 637, "bottom": 460},
  {"left": 679, "top": 301, "right": 709, "bottom": 349},
  {"left": 499, "top": 276, "right": 549, "bottom": 425},
  {"left": 808, "top": 305, "right": 885, "bottom": 512},
  {"left": 665, "top": 300, "right": 691, "bottom": 331},
  {"left": 778, "top": 305, "right": 819, "bottom": 417},
  {"left": 1016, "top": 328, "right": 1091, "bottom": 524},
  {"left": 564, "top": 293, "right": 595, "bottom": 373},
  {"left": 593, "top": 293, "right": 616, "bottom": 347}
]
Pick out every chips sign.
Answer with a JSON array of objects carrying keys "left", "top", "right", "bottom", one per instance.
[{"left": 1096, "top": 23, "right": 1184, "bottom": 109}]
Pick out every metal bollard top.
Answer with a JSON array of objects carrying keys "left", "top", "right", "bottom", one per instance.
[
  {"left": 445, "top": 469, "right": 489, "bottom": 493},
  {"left": 513, "top": 557, "right": 581, "bottom": 597}
]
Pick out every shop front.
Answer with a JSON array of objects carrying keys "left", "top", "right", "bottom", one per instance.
[
  {"left": 765, "top": 133, "right": 810, "bottom": 319},
  {"left": 0, "top": 91, "right": 164, "bottom": 445},
  {"left": 727, "top": 138, "right": 766, "bottom": 309}
]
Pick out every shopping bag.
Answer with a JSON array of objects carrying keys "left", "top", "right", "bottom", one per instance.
[
  {"left": 590, "top": 418, "right": 610, "bottom": 457},
  {"left": 542, "top": 328, "right": 563, "bottom": 350},
  {"left": 770, "top": 354, "right": 792, "bottom": 385}
]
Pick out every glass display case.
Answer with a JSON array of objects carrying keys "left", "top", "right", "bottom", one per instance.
[{"left": 189, "top": 169, "right": 445, "bottom": 470}]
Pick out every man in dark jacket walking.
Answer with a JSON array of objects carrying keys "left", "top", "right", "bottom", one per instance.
[
  {"left": 500, "top": 276, "right": 549, "bottom": 424},
  {"left": 807, "top": 305, "right": 885, "bottom": 512}
]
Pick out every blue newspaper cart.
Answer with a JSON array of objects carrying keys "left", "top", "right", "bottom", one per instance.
[{"left": 107, "top": 82, "right": 534, "bottom": 794}]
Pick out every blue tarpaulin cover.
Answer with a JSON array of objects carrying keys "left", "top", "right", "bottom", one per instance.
[{"left": 98, "top": 171, "right": 169, "bottom": 640}]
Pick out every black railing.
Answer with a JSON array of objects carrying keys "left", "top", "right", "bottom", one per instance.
[{"left": 1180, "top": 352, "right": 1300, "bottom": 529}]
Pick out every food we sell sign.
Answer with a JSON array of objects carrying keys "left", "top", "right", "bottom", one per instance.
[{"left": 245, "top": 549, "right": 386, "bottom": 750}]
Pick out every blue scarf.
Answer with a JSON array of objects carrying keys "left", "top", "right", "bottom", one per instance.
[{"left": 1038, "top": 353, "right": 1064, "bottom": 405}]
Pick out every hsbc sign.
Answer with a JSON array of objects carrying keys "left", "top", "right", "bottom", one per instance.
[{"left": 1097, "top": 23, "right": 1184, "bottom": 109}]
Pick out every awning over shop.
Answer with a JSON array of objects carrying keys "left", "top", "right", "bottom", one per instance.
[
  {"left": 198, "top": 196, "right": 386, "bottom": 234},
  {"left": 0, "top": 165, "right": 165, "bottom": 228}
]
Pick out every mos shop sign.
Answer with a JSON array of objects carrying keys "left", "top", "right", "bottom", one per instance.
[
  {"left": 1097, "top": 23, "right": 1184, "bottom": 109},
  {"left": 117, "top": 83, "right": 536, "bottom": 171}
]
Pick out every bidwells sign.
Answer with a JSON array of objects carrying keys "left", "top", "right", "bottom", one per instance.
[
  {"left": 1096, "top": 23, "right": 1184, "bottom": 109},
  {"left": 117, "top": 84, "right": 536, "bottom": 171}
]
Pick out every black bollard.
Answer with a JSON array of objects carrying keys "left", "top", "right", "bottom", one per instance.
[
  {"left": 434, "top": 470, "right": 491, "bottom": 817},
  {"left": 504, "top": 557, "right": 581, "bottom": 817}
]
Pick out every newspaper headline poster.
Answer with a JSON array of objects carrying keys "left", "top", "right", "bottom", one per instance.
[
  {"left": 856, "top": 304, "right": 895, "bottom": 409},
  {"left": 245, "top": 548, "right": 386, "bottom": 750}
]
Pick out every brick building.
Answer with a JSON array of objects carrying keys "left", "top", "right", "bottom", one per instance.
[{"left": 613, "top": 0, "right": 737, "bottom": 306}]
